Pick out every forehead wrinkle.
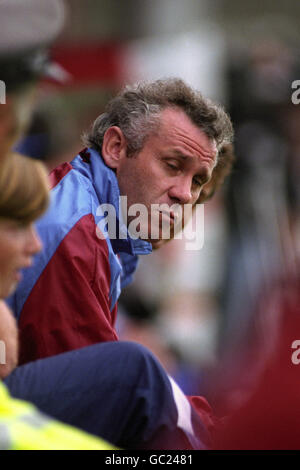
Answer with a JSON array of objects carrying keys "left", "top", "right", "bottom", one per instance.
[
  {"left": 171, "top": 148, "right": 214, "bottom": 166},
  {"left": 162, "top": 124, "right": 216, "bottom": 162}
]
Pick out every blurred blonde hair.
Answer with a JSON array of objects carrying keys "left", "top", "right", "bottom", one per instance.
[{"left": 0, "top": 151, "right": 49, "bottom": 224}]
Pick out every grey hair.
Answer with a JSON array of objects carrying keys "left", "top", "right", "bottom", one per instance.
[{"left": 82, "top": 78, "right": 233, "bottom": 156}]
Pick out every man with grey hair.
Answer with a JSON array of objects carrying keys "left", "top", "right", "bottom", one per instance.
[{"left": 9, "top": 78, "right": 233, "bottom": 365}]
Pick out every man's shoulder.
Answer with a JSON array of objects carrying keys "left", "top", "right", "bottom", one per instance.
[
  {"left": 50, "top": 159, "right": 93, "bottom": 196},
  {"left": 49, "top": 162, "right": 74, "bottom": 190},
  {"left": 41, "top": 160, "right": 97, "bottom": 233}
]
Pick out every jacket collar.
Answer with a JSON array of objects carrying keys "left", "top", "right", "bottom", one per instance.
[{"left": 72, "top": 148, "right": 152, "bottom": 257}]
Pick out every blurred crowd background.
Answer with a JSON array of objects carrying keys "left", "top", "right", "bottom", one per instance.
[{"left": 16, "top": 0, "right": 300, "bottom": 413}]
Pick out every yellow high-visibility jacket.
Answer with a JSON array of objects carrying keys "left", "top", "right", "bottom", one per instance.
[{"left": 0, "top": 382, "right": 115, "bottom": 450}]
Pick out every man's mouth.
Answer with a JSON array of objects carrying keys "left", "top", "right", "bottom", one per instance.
[{"left": 159, "top": 210, "right": 177, "bottom": 224}]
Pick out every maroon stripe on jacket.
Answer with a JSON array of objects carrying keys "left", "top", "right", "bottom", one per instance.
[
  {"left": 49, "top": 162, "right": 73, "bottom": 189},
  {"left": 18, "top": 213, "right": 118, "bottom": 364}
]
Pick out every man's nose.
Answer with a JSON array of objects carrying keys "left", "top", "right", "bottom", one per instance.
[{"left": 168, "top": 178, "right": 192, "bottom": 205}]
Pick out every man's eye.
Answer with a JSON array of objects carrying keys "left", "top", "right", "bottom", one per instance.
[
  {"left": 166, "top": 162, "right": 179, "bottom": 170},
  {"left": 192, "top": 178, "right": 202, "bottom": 187}
]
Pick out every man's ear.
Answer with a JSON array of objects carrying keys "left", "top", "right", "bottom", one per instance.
[{"left": 101, "top": 126, "right": 127, "bottom": 169}]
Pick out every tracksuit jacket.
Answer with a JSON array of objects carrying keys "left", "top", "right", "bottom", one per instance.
[{"left": 8, "top": 147, "right": 152, "bottom": 364}]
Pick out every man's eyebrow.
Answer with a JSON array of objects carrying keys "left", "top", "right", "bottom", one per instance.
[
  {"left": 169, "top": 149, "right": 188, "bottom": 160},
  {"left": 168, "top": 149, "right": 214, "bottom": 162}
]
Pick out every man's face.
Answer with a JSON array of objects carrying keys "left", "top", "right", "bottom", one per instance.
[{"left": 116, "top": 107, "right": 217, "bottom": 244}]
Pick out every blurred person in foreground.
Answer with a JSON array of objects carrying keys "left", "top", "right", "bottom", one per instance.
[
  {"left": 0, "top": 0, "right": 114, "bottom": 449},
  {"left": 0, "top": 153, "right": 114, "bottom": 449},
  {"left": 9, "top": 78, "right": 233, "bottom": 365}
]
